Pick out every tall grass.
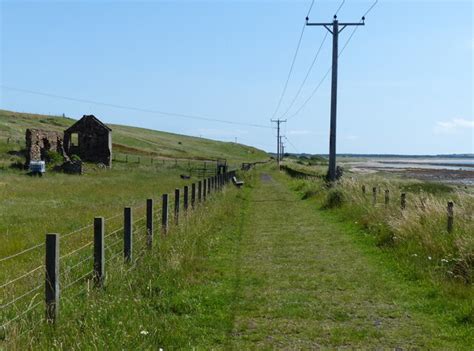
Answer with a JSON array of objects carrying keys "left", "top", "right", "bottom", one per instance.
[
  {"left": 2, "top": 176, "right": 244, "bottom": 350},
  {"left": 289, "top": 174, "right": 474, "bottom": 285}
]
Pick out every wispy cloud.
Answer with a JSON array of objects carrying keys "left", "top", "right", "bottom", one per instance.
[{"left": 434, "top": 118, "right": 474, "bottom": 134}]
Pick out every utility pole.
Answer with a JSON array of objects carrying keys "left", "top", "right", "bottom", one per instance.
[
  {"left": 306, "top": 15, "right": 365, "bottom": 181},
  {"left": 271, "top": 119, "right": 286, "bottom": 165}
]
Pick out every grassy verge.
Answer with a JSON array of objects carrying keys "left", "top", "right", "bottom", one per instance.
[
  {"left": 275, "top": 168, "right": 473, "bottom": 340},
  {"left": 3, "top": 176, "right": 252, "bottom": 350}
]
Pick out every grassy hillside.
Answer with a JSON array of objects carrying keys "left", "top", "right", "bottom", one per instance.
[
  {"left": 0, "top": 108, "right": 268, "bottom": 342},
  {"left": 0, "top": 109, "right": 268, "bottom": 163}
]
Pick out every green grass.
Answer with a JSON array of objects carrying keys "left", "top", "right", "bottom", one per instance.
[
  {"left": 3, "top": 166, "right": 473, "bottom": 349},
  {"left": 0, "top": 108, "right": 268, "bottom": 345},
  {"left": 0, "top": 109, "right": 269, "bottom": 164}
]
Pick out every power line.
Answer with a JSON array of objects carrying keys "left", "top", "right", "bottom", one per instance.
[
  {"left": 284, "top": 135, "right": 300, "bottom": 154},
  {"left": 335, "top": 0, "right": 346, "bottom": 16},
  {"left": 287, "top": 0, "right": 378, "bottom": 121},
  {"left": 301, "top": 0, "right": 378, "bottom": 181},
  {"left": 0, "top": 85, "right": 272, "bottom": 130},
  {"left": 270, "top": 0, "right": 315, "bottom": 119},
  {"left": 363, "top": 0, "right": 378, "bottom": 17},
  {"left": 279, "top": 30, "right": 329, "bottom": 119}
]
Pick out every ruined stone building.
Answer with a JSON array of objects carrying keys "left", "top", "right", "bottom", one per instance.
[
  {"left": 64, "top": 115, "right": 112, "bottom": 167},
  {"left": 25, "top": 115, "right": 112, "bottom": 168},
  {"left": 25, "top": 129, "right": 67, "bottom": 165}
]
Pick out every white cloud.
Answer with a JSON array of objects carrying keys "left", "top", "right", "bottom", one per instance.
[{"left": 434, "top": 118, "right": 474, "bottom": 134}]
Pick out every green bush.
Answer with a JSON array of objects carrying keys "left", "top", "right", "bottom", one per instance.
[
  {"left": 70, "top": 154, "right": 82, "bottom": 162},
  {"left": 323, "top": 188, "right": 345, "bottom": 209},
  {"left": 45, "top": 150, "right": 64, "bottom": 166}
]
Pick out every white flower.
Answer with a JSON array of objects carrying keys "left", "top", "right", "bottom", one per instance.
[
  {"left": 140, "top": 330, "right": 149, "bottom": 335},
  {"left": 411, "top": 254, "right": 418, "bottom": 257},
  {"left": 441, "top": 259, "right": 449, "bottom": 263},
  {"left": 428, "top": 256, "right": 432, "bottom": 260}
]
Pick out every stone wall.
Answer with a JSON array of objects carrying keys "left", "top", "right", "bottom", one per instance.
[{"left": 25, "top": 129, "right": 67, "bottom": 165}]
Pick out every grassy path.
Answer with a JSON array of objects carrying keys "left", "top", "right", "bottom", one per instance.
[
  {"left": 11, "top": 170, "right": 471, "bottom": 349},
  {"left": 228, "top": 172, "right": 470, "bottom": 349}
]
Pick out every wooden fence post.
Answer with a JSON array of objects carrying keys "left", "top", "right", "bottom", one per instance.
[
  {"left": 384, "top": 190, "right": 390, "bottom": 206},
  {"left": 93, "top": 217, "right": 105, "bottom": 287},
  {"left": 372, "top": 187, "right": 377, "bottom": 205},
  {"left": 191, "top": 183, "right": 196, "bottom": 208},
  {"left": 203, "top": 179, "right": 207, "bottom": 201},
  {"left": 447, "top": 201, "right": 454, "bottom": 233},
  {"left": 174, "top": 188, "right": 180, "bottom": 224},
  {"left": 162, "top": 194, "right": 168, "bottom": 234},
  {"left": 124, "top": 207, "right": 132, "bottom": 262},
  {"left": 184, "top": 186, "right": 189, "bottom": 211},
  {"left": 207, "top": 178, "right": 211, "bottom": 195},
  {"left": 45, "top": 233, "right": 59, "bottom": 323},
  {"left": 198, "top": 181, "right": 202, "bottom": 202},
  {"left": 146, "top": 199, "right": 154, "bottom": 248},
  {"left": 401, "top": 193, "right": 406, "bottom": 210}
]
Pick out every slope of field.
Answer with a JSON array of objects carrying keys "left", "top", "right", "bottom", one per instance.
[{"left": 0, "top": 109, "right": 268, "bottom": 163}]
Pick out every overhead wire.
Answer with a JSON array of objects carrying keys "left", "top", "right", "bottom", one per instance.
[
  {"left": 279, "top": 30, "right": 329, "bottom": 119},
  {"left": 0, "top": 85, "right": 272, "bottom": 130},
  {"left": 287, "top": 0, "right": 378, "bottom": 121},
  {"left": 270, "top": 0, "right": 315, "bottom": 119}
]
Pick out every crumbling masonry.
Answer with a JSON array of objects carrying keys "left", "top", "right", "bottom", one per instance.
[{"left": 25, "top": 115, "right": 112, "bottom": 168}]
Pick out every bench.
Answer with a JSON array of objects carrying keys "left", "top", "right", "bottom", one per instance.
[{"left": 232, "top": 176, "right": 244, "bottom": 188}]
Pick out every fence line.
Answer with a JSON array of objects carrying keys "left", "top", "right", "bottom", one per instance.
[
  {"left": 0, "top": 170, "right": 237, "bottom": 337},
  {"left": 0, "top": 265, "right": 44, "bottom": 290},
  {"left": 1, "top": 284, "right": 42, "bottom": 310}
]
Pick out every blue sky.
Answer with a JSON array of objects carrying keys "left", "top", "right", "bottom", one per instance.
[{"left": 0, "top": 0, "right": 472, "bottom": 155}]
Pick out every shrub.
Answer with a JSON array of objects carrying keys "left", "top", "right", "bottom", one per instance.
[
  {"left": 323, "top": 188, "right": 345, "bottom": 209},
  {"left": 45, "top": 150, "right": 64, "bottom": 165},
  {"left": 70, "top": 154, "right": 82, "bottom": 162}
]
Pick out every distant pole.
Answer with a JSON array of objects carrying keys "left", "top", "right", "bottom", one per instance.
[
  {"left": 306, "top": 15, "right": 365, "bottom": 181},
  {"left": 271, "top": 119, "right": 286, "bottom": 165}
]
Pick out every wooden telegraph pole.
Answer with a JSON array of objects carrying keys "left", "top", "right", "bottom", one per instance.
[{"left": 306, "top": 15, "right": 365, "bottom": 181}]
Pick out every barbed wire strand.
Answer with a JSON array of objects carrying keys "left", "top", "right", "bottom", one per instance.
[
  {"left": 1, "top": 284, "right": 42, "bottom": 310},
  {"left": 63, "top": 270, "right": 93, "bottom": 290},
  {"left": 0, "top": 300, "right": 42, "bottom": 329},
  {"left": 0, "top": 265, "right": 44, "bottom": 290},
  {"left": 59, "top": 241, "right": 93, "bottom": 261}
]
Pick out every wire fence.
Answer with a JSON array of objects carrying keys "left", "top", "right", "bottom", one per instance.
[{"left": 0, "top": 170, "right": 237, "bottom": 341}]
